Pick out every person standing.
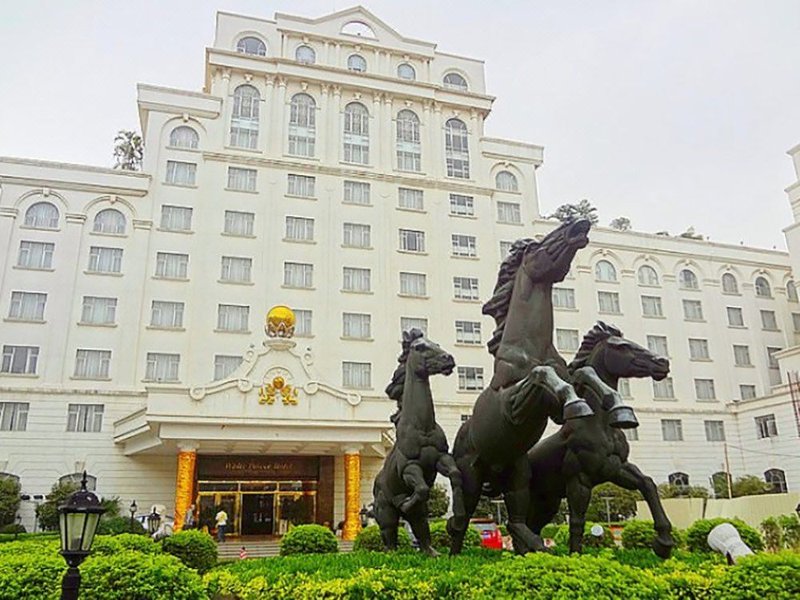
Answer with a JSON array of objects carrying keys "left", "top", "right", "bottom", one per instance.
[
  {"left": 215, "top": 507, "right": 228, "bottom": 542},
  {"left": 183, "top": 504, "right": 196, "bottom": 530}
]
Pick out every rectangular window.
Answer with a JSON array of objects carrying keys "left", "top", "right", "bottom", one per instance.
[
  {"left": 598, "top": 291, "right": 621, "bottom": 314},
  {"left": 556, "top": 329, "right": 580, "bottom": 352},
  {"left": 454, "top": 276, "right": 480, "bottom": 301},
  {"left": 641, "top": 295, "right": 663, "bottom": 317},
  {"left": 500, "top": 241, "right": 513, "bottom": 258},
  {"left": 342, "top": 362, "right": 371, "bottom": 389},
  {"left": 293, "top": 309, "right": 312, "bottom": 337},
  {"left": 150, "top": 300, "right": 184, "bottom": 328},
  {"left": 344, "top": 181, "right": 371, "bottom": 205},
  {"left": 449, "top": 194, "right": 474, "bottom": 216},
  {"left": 343, "top": 313, "right": 371, "bottom": 339},
  {"left": 618, "top": 378, "right": 632, "bottom": 398},
  {"left": 623, "top": 427, "right": 639, "bottom": 442},
  {"left": 165, "top": 160, "right": 196, "bottom": 186},
  {"left": 224, "top": 210, "right": 255, "bottom": 237},
  {"left": 740, "top": 384, "right": 757, "bottom": 400},
  {"left": 214, "top": 355, "right": 242, "bottom": 380},
  {"left": 8, "top": 291, "right": 46, "bottom": 321},
  {"left": 553, "top": 288, "right": 576, "bottom": 309},
  {"left": 689, "top": 338, "right": 710, "bottom": 360},
  {"left": 760, "top": 310, "right": 779, "bottom": 330},
  {"left": 287, "top": 174, "right": 315, "bottom": 198},
  {"left": 66, "top": 404, "right": 104, "bottom": 433},
  {"left": 683, "top": 299, "right": 704, "bottom": 321},
  {"left": 451, "top": 234, "right": 477, "bottom": 257},
  {"left": 455, "top": 320, "right": 482, "bottom": 345},
  {"left": 81, "top": 296, "right": 117, "bottom": 325},
  {"left": 220, "top": 256, "right": 252, "bottom": 283},
  {"left": 1, "top": 345, "right": 39, "bottom": 374},
  {"left": 653, "top": 377, "right": 675, "bottom": 399},
  {"left": 74, "top": 349, "right": 111, "bottom": 379},
  {"left": 767, "top": 346, "right": 781, "bottom": 369},
  {"left": 727, "top": 307, "right": 744, "bottom": 327},
  {"left": 0, "top": 402, "right": 28, "bottom": 431},
  {"left": 793, "top": 313, "right": 800, "bottom": 333},
  {"left": 285, "top": 216, "right": 315, "bottom": 242},
  {"left": 155, "top": 252, "right": 188, "bottom": 279},
  {"left": 497, "top": 201, "right": 521, "bottom": 224},
  {"left": 733, "top": 345, "right": 752, "bottom": 366},
  {"left": 401, "top": 317, "right": 428, "bottom": 334},
  {"left": 704, "top": 420, "right": 726, "bottom": 442},
  {"left": 343, "top": 267, "right": 371, "bottom": 292},
  {"left": 284, "top": 262, "right": 313, "bottom": 288},
  {"left": 647, "top": 335, "right": 669, "bottom": 357},
  {"left": 695, "top": 378, "right": 716, "bottom": 400},
  {"left": 217, "top": 304, "right": 250, "bottom": 332},
  {"left": 145, "top": 352, "right": 180, "bottom": 382},
  {"left": 17, "top": 241, "right": 54, "bottom": 269},
  {"left": 343, "top": 223, "right": 371, "bottom": 248},
  {"left": 88, "top": 247, "right": 123, "bottom": 274},
  {"left": 661, "top": 419, "right": 683, "bottom": 441},
  {"left": 398, "top": 188, "right": 423, "bottom": 210},
  {"left": 227, "top": 167, "right": 257, "bottom": 192},
  {"left": 399, "top": 229, "right": 426, "bottom": 253},
  {"left": 755, "top": 414, "right": 778, "bottom": 439},
  {"left": 458, "top": 366, "right": 484, "bottom": 391},
  {"left": 160, "top": 205, "right": 193, "bottom": 231},
  {"left": 400, "top": 272, "right": 427, "bottom": 297}
]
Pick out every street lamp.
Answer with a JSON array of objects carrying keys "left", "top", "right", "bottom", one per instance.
[
  {"left": 147, "top": 506, "right": 161, "bottom": 536},
  {"left": 57, "top": 471, "right": 106, "bottom": 600},
  {"left": 359, "top": 505, "right": 369, "bottom": 528},
  {"left": 128, "top": 500, "right": 137, "bottom": 533}
]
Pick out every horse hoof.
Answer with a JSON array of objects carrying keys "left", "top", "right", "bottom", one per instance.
[
  {"left": 653, "top": 536, "right": 675, "bottom": 559},
  {"left": 608, "top": 405, "right": 639, "bottom": 429},
  {"left": 563, "top": 398, "right": 594, "bottom": 420}
]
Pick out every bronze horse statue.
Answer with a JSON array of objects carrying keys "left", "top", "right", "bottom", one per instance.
[
  {"left": 372, "top": 329, "right": 465, "bottom": 555},
  {"left": 526, "top": 322, "right": 675, "bottom": 558},
  {"left": 449, "top": 219, "right": 638, "bottom": 555}
]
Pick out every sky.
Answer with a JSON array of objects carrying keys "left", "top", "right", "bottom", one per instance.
[{"left": 1, "top": 0, "right": 798, "bottom": 249}]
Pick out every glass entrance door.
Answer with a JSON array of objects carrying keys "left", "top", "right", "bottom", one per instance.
[
  {"left": 198, "top": 492, "right": 239, "bottom": 536},
  {"left": 241, "top": 494, "right": 274, "bottom": 535}
]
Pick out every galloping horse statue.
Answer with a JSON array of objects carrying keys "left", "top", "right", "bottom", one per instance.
[
  {"left": 449, "top": 219, "right": 638, "bottom": 555},
  {"left": 372, "top": 328, "right": 465, "bottom": 555},
  {"left": 526, "top": 322, "right": 675, "bottom": 558}
]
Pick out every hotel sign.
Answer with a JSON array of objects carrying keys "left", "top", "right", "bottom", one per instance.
[{"left": 198, "top": 455, "right": 320, "bottom": 480}]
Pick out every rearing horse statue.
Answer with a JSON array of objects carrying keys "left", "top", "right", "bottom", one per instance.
[{"left": 449, "top": 219, "right": 638, "bottom": 555}]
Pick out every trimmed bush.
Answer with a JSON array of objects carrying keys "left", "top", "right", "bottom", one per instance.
[
  {"left": 711, "top": 551, "right": 800, "bottom": 599},
  {"left": 353, "top": 524, "right": 412, "bottom": 552},
  {"left": 96, "top": 515, "right": 147, "bottom": 536},
  {"left": 553, "top": 522, "right": 615, "bottom": 549},
  {"left": 777, "top": 514, "right": 800, "bottom": 550},
  {"left": 279, "top": 524, "right": 338, "bottom": 556},
  {"left": 428, "top": 520, "right": 481, "bottom": 552},
  {"left": 0, "top": 523, "right": 25, "bottom": 535},
  {"left": 0, "top": 550, "right": 65, "bottom": 600},
  {"left": 685, "top": 517, "right": 763, "bottom": 553},
  {"left": 761, "top": 516, "right": 783, "bottom": 551},
  {"left": 93, "top": 533, "right": 160, "bottom": 556},
  {"left": 540, "top": 523, "right": 561, "bottom": 540},
  {"left": 0, "top": 477, "right": 20, "bottom": 528},
  {"left": 162, "top": 529, "right": 218, "bottom": 573}
]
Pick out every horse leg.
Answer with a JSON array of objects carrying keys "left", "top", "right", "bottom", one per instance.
[
  {"left": 436, "top": 453, "right": 466, "bottom": 529},
  {"left": 405, "top": 501, "right": 437, "bottom": 557},
  {"left": 572, "top": 366, "right": 638, "bottom": 428},
  {"left": 373, "top": 489, "right": 401, "bottom": 551},
  {"left": 565, "top": 474, "right": 592, "bottom": 553},
  {"left": 448, "top": 456, "right": 482, "bottom": 555},
  {"left": 530, "top": 366, "right": 594, "bottom": 422},
  {"left": 505, "top": 454, "right": 547, "bottom": 555},
  {"left": 399, "top": 463, "right": 430, "bottom": 515},
  {"left": 527, "top": 491, "right": 562, "bottom": 540}
]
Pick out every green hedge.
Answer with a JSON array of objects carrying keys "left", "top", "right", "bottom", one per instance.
[
  {"left": 552, "top": 522, "right": 615, "bottom": 549},
  {"left": 429, "top": 520, "right": 481, "bottom": 553},
  {"left": 710, "top": 551, "right": 800, "bottom": 599},
  {"left": 93, "top": 533, "right": 160, "bottom": 555},
  {"left": 96, "top": 515, "right": 147, "bottom": 536},
  {"left": 279, "top": 524, "right": 338, "bottom": 556},
  {"left": 353, "top": 524, "right": 412, "bottom": 552},
  {"left": 162, "top": 529, "right": 218, "bottom": 573},
  {"left": 685, "top": 518, "right": 764, "bottom": 553}
]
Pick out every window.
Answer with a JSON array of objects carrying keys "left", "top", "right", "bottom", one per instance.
[
  {"left": 17, "top": 241, "right": 54, "bottom": 269},
  {"left": 343, "top": 103, "right": 369, "bottom": 164},
  {"left": 727, "top": 307, "right": 744, "bottom": 327},
  {"left": 401, "top": 317, "right": 428, "bottom": 333},
  {"left": 653, "top": 377, "right": 675, "bottom": 399},
  {"left": 500, "top": 241, "right": 513, "bottom": 258},
  {"left": 287, "top": 174, "right": 315, "bottom": 198},
  {"left": 764, "top": 469, "right": 788, "bottom": 493},
  {"left": 761, "top": 310, "right": 778, "bottom": 330},
  {"left": 155, "top": 252, "right": 188, "bottom": 279},
  {"left": 227, "top": 167, "right": 257, "bottom": 191},
  {"left": 455, "top": 321, "right": 482, "bottom": 345},
  {"left": 88, "top": 247, "right": 123, "bottom": 274},
  {"left": 8, "top": 291, "right": 46, "bottom": 321},
  {"left": 74, "top": 349, "right": 111, "bottom": 379},
  {"left": 556, "top": 329, "right": 580, "bottom": 352},
  {"left": 217, "top": 304, "right": 249, "bottom": 332},
  {"left": 344, "top": 181, "right": 371, "bottom": 205},
  {"left": 637, "top": 265, "right": 659, "bottom": 286},
  {"left": 682, "top": 299, "right": 703, "bottom": 321},
  {"left": 343, "top": 222, "right": 371, "bottom": 248},
  {"left": 295, "top": 45, "right": 315, "bottom": 64},
  {"left": 695, "top": 378, "right": 716, "bottom": 400},
  {"left": 236, "top": 36, "right": 266, "bottom": 56},
  {"left": 755, "top": 414, "right": 778, "bottom": 439},
  {"left": 0, "top": 402, "right": 28, "bottom": 431},
  {"left": 343, "top": 313, "right": 371, "bottom": 339},
  {"left": 294, "top": 309, "right": 312, "bottom": 337},
  {"left": 452, "top": 234, "right": 477, "bottom": 257},
  {"left": 661, "top": 419, "right": 683, "bottom": 441},
  {"left": 458, "top": 366, "right": 484, "bottom": 391},
  {"left": 495, "top": 171, "right": 519, "bottom": 192},
  {"left": 445, "top": 119, "right": 470, "bottom": 178},
  {"left": 497, "top": 201, "right": 521, "bottom": 224},
  {"left": 598, "top": 291, "right": 621, "bottom": 314},
  {"left": 679, "top": 269, "right": 699, "bottom": 289},
  {"left": 397, "top": 63, "right": 416, "bottom": 80},
  {"left": 221, "top": 256, "right": 252, "bottom": 283},
  {"left": 1, "top": 345, "right": 38, "bottom": 374},
  {"left": 449, "top": 193, "right": 474, "bottom": 216},
  {"left": 341, "top": 21, "right": 376, "bottom": 37},
  {"left": 767, "top": 347, "right": 781, "bottom": 369},
  {"left": 24, "top": 202, "right": 59, "bottom": 229},
  {"left": 288, "top": 94, "right": 316, "bottom": 157},
  {"left": 722, "top": 273, "right": 739, "bottom": 294},
  {"left": 285, "top": 216, "right": 314, "bottom": 242},
  {"left": 214, "top": 355, "right": 242, "bottom": 380},
  {"left": 623, "top": 428, "right": 639, "bottom": 442},
  {"left": 67, "top": 404, "right": 104, "bottom": 433},
  {"left": 343, "top": 361, "right": 371, "bottom": 388},
  {"left": 230, "top": 85, "right": 260, "bottom": 149},
  {"left": 668, "top": 472, "right": 690, "bottom": 488},
  {"left": 399, "top": 229, "right": 425, "bottom": 253},
  {"left": 81, "top": 296, "right": 117, "bottom": 325},
  {"left": 787, "top": 281, "right": 798, "bottom": 302},
  {"left": 169, "top": 126, "right": 199, "bottom": 148},
  {"left": 689, "top": 338, "right": 710, "bottom": 360},
  {"left": 160, "top": 205, "right": 193, "bottom": 231},
  {"left": 793, "top": 313, "right": 800, "bottom": 333},
  {"left": 400, "top": 272, "right": 426, "bottom": 297},
  {"left": 347, "top": 54, "right": 367, "bottom": 72},
  {"left": 343, "top": 267, "right": 371, "bottom": 292},
  {"left": 165, "top": 160, "right": 196, "bottom": 186},
  {"left": 93, "top": 209, "right": 126, "bottom": 234},
  {"left": 618, "top": 379, "right": 632, "bottom": 397},
  {"left": 704, "top": 420, "right": 725, "bottom": 442},
  {"left": 454, "top": 276, "right": 480, "bottom": 300},
  {"left": 443, "top": 72, "right": 468, "bottom": 91},
  {"left": 740, "top": 384, "right": 757, "bottom": 400},
  {"left": 145, "top": 352, "right": 180, "bottom": 382},
  {"left": 641, "top": 295, "right": 663, "bottom": 317},
  {"left": 595, "top": 260, "right": 617, "bottom": 282},
  {"left": 647, "top": 335, "right": 669, "bottom": 357},
  {"left": 150, "top": 301, "right": 184, "bottom": 328},
  {"left": 398, "top": 187, "right": 423, "bottom": 210},
  {"left": 284, "top": 262, "right": 313, "bottom": 288},
  {"left": 755, "top": 276, "right": 771, "bottom": 297},
  {"left": 396, "top": 110, "right": 421, "bottom": 171},
  {"left": 224, "top": 211, "right": 255, "bottom": 237},
  {"left": 553, "top": 287, "right": 576, "bottom": 309},
  {"left": 733, "top": 345, "right": 752, "bottom": 366},
  {"left": 59, "top": 472, "right": 97, "bottom": 491}
]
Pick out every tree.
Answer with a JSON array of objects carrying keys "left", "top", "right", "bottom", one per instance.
[
  {"left": 609, "top": 216, "right": 631, "bottom": 231},
  {"left": 474, "top": 495, "right": 508, "bottom": 524},
  {"left": 427, "top": 483, "right": 449, "bottom": 518},
  {"left": 36, "top": 480, "right": 79, "bottom": 530},
  {"left": 657, "top": 483, "right": 709, "bottom": 499},
  {"left": 731, "top": 475, "right": 772, "bottom": 498},
  {"left": 0, "top": 476, "right": 21, "bottom": 527},
  {"left": 586, "top": 482, "right": 642, "bottom": 522},
  {"left": 113, "top": 130, "right": 143, "bottom": 171},
  {"left": 548, "top": 199, "right": 599, "bottom": 225}
]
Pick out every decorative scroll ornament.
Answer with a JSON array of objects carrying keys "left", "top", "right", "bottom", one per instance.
[
  {"left": 258, "top": 376, "right": 299, "bottom": 406},
  {"left": 265, "top": 305, "right": 295, "bottom": 338}
]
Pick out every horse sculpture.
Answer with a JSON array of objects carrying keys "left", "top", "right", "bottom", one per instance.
[
  {"left": 372, "top": 328, "right": 465, "bottom": 555},
  {"left": 449, "top": 219, "right": 638, "bottom": 555},
  {"left": 526, "top": 322, "right": 675, "bottom": 557}
]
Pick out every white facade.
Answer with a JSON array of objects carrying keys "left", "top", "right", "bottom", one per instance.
[{"left": 1, "top": 7, "right": 798, "bottom": 532}]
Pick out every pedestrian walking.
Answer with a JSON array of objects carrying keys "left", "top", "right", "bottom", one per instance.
[{"left": 215, "top": 508, "right": 228, "bottom": 543}]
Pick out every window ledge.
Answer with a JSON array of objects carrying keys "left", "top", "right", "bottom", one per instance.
[
  {"left": 679, "top": 287, "right": 701, "bottom": 292},
  {"left": 13, "top": 266, "right": 55, "bottom": 272},
  {"left": 452, "top": 254, "right": 479, "bottom": 260},
  {"left": 454, "top": 298, "right": 482, "bottom": 303},
  {"left": 449, "top": 213, "right": 477, "bottom": 219},
  {"left": 755, "top": 295, "right": 774, "bottom": 300},
  {"left": 643, "top": 314, "right": 666, "bottom": 319},
  {"left": 0, "top": 373, "right": 39, "bottom": 378},
  {"left": 341, "top": 244, "right": 373, "bottom": 250},
  {"left": 598, "top": 311, "right": 623, "bottom": 316},
  {"left": 152, "top": 276, "right": 190, "bottom": 282},
  {"left": 282, "top": 285, "right": 315, "bottom": 291},
  {"left": 396, "top": 207, "right": 427, "bottom": 214},
  {"left": 762, "top": 328, "right": 781, "bottom": 332},
  {"left": 224, "top": 187, "right": 258, "bottom": 194},
  {"left": 728, "top": 324, "right": 747, "bottom": 329},
  {"left": 146, "top": 326, "right": 185, "bottom": 332},
  {"left": 19, "top": 225, "right": 60, "bottom": 232},
  {"left": 554, "top": 306, "right": 579, "bottom": 312},
  {"left": 156, "top": 227, "right": 194, "bottom": 235},
  {"left": 690, "top": 358, "right": 713, "bottom": 363},
  {"left": 89, "top": 231, "right": 127, "bottom": 238},
  {"left": 457, "top": 389, "right": 484, "bottom": 394},
  {"left": 497, "top": 221, "right": 523, "bottom": 226},
  {"left": 340, "top": 161, "right": 373, "bottom": 168},
  {"left": 283, "top": 238, "right": 316, "bottom": 245},
  {"left": 221, "top": 232, "right": 257, "bottom": 239},
  {"left": 341, "top": 289, "right": 374, "bottom": 295},
  {"left": 684, "top": 318, "right": 706, "bottom": 323},
  {"left": 454, "top": 342, "right": 483, "bottom": 348},
  {"left": 735, "top": 363, "right": 754, "bottom": 368},
  {"left": 722, "top": 291, "right": 742, "bottom": 297},
  {"left": 213, "top": 329, "right": 251, "bottom": 335},
  {"left": 340, "top": 336, "right": 374, "bottom": 342},
  {"left": 142, "top": 379, "right": 182, "bottom": 384},
  {"left": 217, "top": 279, "right": 254, "bottom": 286},
  {"left": 397, "top": 293, "right": 428, "bottom": 299},
  {"left": 653, "top": 397, "right": 678, "bottom": 402},
  {"left": 78, "top": 322, "right": 117, "bottom": 328},
  {"left": 397, "top": 250, "right": 428, "bottom": 256},
  {"left": 224, "top": 145, "right": 262, "bottom": 154},
  {"left": 283, "top": 154, "right": 319, "bottom": 162},
  {"left": 596, "top": 280, "right": 620, "bottom": 285},
  {"left": 4, "top": 318, "right": 45, "bottom": 324},
  {"left": 696, "top": 399, "right": 720, "bottom": 403},
  {"left": 637, "top": 283, "right": 662, "bottom": 289},
  {"left": 84, "top": 271, "right": 123, "bottom": 277},
  {"left": 285, "top": 194, "right": 317, "bottom": 201},
  {"left": 166, "top": 145, "right": 201, "bottom": 153},
  {"left": 70, "top": 376, "right": 112, "bottom": 382},
  {"left": 162, "top": 182, "right": 198, "bottom": 189},
  {"left": 342, "top": 202, "right": 373, "bottom": 207}
]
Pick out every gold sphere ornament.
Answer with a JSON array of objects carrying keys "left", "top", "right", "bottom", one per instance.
[{"left": 266, "top": 305, "right": 296, "bottom": 338}]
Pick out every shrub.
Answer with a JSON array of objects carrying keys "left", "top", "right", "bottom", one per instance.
[
  {"left": 553, "top": 522, "right": 615, "bottom": 549},
  {"left": 777, "top": 514, "right": 800, "bottom": 550},
  {"left": 0, "top": 550, "right": 65, "bottom": 600},
  {"left": 622, "top": 520, "right": 659, "bottom": 550},
  {"left": 428, "top": 520, "right": 480, "bottom": 553},
  {"left": 35, "top": 481, "right": 78, "bottom": 531},
  {"left": 93, "top": 533, "right": 160, "bottom": 556},
  {"left": 0, "top": 523, "right": 25, "bottom": 535},
  {"left": 540, "top": 523, "right": 562, "bottom": 540},
  {"left": 711, "top": 551, "right": 800, "bottom": 599},
  {"left": 761, "top": 516, "right": 783, "bottom": 551},
  {"left": 279, "top": 524, "right": 338, "bottom": 556},
  {"left": 162, "top": 529, "right": 218, "bottom": 573},
  {"left": 96, "top": 515, "right": 147, "bottom": 536},
  {"left": 0, "top": 477, "right": 20, "bottom": 528},
  {"left": 353, "top": 524, "right": 411, "bottom": 552},
  {"left": 427, "top": 483, "right": 449, "bottom": 518},
  {"left": 685, "top": 517, "right": 763, "bottom": 553}
]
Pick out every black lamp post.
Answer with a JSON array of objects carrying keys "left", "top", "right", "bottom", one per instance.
[
  {"left": 359, "top": 505, "right": 369, "bottom": 528},
  {"left": 58, "top": 471, "right": 106, "bottom": 600},
  {"left": 147, "top": 507, "right": 161, "bottom": 536},
  {"left": 128, "top": 500, "right": 137, "bottom": 533}
]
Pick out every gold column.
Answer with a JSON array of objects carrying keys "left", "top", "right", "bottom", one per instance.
[
  {"left": 342, "top": 449, "right": 362, "bottom": 541},
  {"left": 173, "top": 443, "right": 197, "bottom": 532}
]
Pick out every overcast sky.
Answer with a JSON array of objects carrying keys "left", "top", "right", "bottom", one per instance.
[{"left": 1, "top": 1, "right": 798, "bottom": 249}]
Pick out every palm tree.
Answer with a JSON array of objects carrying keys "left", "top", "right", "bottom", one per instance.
[
  {"left": 113, "top": 130, "right": 144, "bottom": 171},
  {"left": 549, "top": 199, "right": 599, "bottom": 225}
]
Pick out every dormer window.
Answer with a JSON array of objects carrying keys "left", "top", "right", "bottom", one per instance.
[
  {"left": 341, "top": 21, "right": 377, "bottom": 38},
  {"left": 397, "top": 63, "right": 416, "bottom": 81},
  {"left": 443, "top": 72, "right": 468, "bottom": 91},
  {"left": 236, "top": 37, "right": 266, "bottom": 57},
  {"left": 347, "top": 54, "right": 367, "bottom": 73},
  {"left": 295, "top": 45, "right": 316, "bottom": 65}
]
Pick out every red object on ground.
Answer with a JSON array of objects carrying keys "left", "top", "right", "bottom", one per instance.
[
  {"left": 471, "top": 519, "right": 503, "bottom": 550},
  {"left": 239, "top": 547, "right": 248, "bottom": 560}
]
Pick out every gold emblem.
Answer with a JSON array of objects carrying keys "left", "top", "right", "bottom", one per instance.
[
  {"left": 265, "top": 305, "right": 296, "bottom": 338},
  {"left": 258, "top": 376, "right": 299, "bottom": 406}
]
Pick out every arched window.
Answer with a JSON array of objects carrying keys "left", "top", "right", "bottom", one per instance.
[
  {"left": 679, "top": 269, "right": 699, "bottom": 290},
  {"left": 59, "top": 472, "right": 97, "bottom": 492},
  {"left": 0, "top": 472, "right": 20, "bottom": 485},
  {"left": 347, "top": 54, "right": 367, "bottom": 73},
  {"left": 495, "top": 171, "right": 518, "bottom": 192},
  {"left": 396, "top": 109, "right": 421, "bottom": 172},
  {"left": 668, "top": 472, "right": 690, "bottom": 489},
  {"left": 722, "top": 273, "right": 739, "bottom": 294},
  {"left": 295, "top": 45, "right": 316, "bottom": 64},
  {"left": 595, "top": 260, "right": 617, "bottom": 282},
  {"left": 288, "top": 94, "right": 316, "bottom": 157},
  {"left": 343, "top": 102, "right": 369, "bottom": 164},
  {"left": 443, "top": 72, "right": 468, "bottom": 91},
  {"left": 236, "top": 36, "right": 266, "bottom": 56},
  {"left": 788, "top": 280, "right": 798, "bottom": 302},
  {"left": 93, "top": 209, "right": 127, "bottom": 234},
  {"left": 637, "top": 265, "right": 659, "bottom": 286},
  {"left": 397, "top": 63, "right": 416, "bottom": 81},
  {"left": 711, "top": 471, "right": 731, "bottom": 498},
  {"left": 169, "top": 126, "right": 199, "bottom": 149},
  {"left": 24, "top": 202, "right": 59, "bottom": 229},
  {"left": 230, "top": 85, "right": 260, "bottom": 149},
  {"left": 755, "top": 276, "right": 772, "bottom": 297},
  {"left": 444, "top": 119, "right": 469, "bottom": 179},
  {"left": 341, "top": 22, "right": 376, "bottom": 38},
  {"left": 764, "top": 468, "right": 788, "bottom": 493}
]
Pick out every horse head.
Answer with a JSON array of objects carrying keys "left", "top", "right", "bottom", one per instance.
[
  {"left": 520, "top": 218, "right": 591, "bottom": 283},
  {"left": 403, "top": 328, "right": 456, "bottom": 379}
]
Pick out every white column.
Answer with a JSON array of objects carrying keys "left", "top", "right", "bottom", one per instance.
[
  {"left": 383, "top": 96, "right": 395, "bottom": 172},
  {"left": 372, "top": 93, "right": 382, "bottom": 169},
  {"left": 329, "top": 86, "right": 342, "bottom": 165}
]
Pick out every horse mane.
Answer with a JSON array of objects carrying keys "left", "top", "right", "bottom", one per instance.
[
  {"left": 483, "top": 238, "right": 538, "bottom": 356},
  {"left": 385, "top": 328, "right": 425, "bottom": 401},
  {"left": 569, "top": 321, "right": 623, "bottom": 374}
]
